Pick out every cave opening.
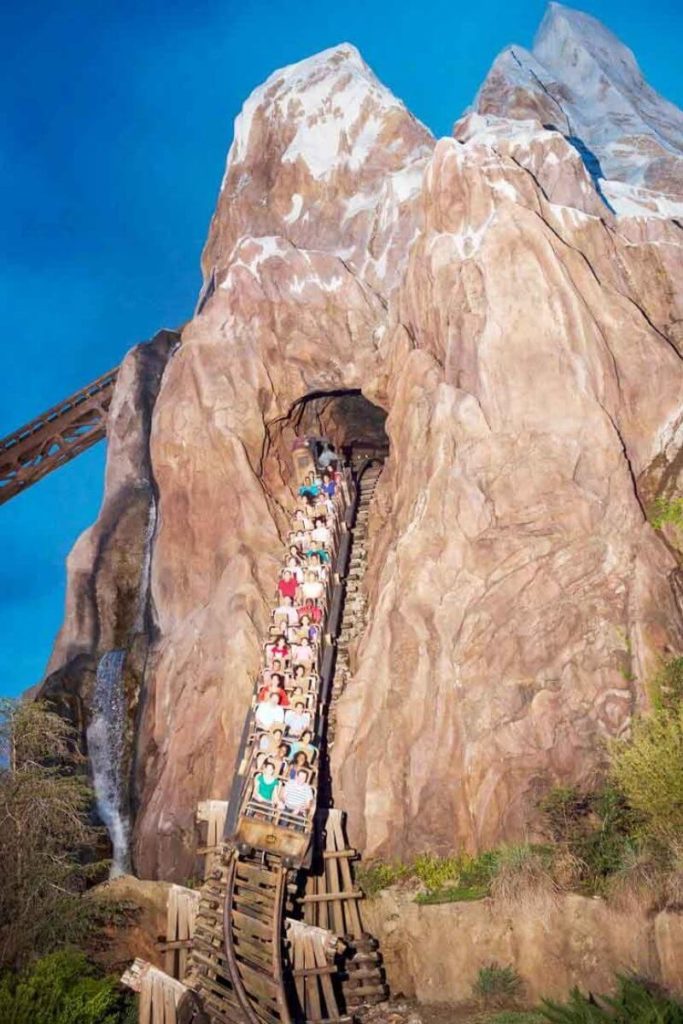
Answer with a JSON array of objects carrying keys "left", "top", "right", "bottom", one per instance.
[{"left": 286, "top": 389, "right": 389, "bottom": 471}]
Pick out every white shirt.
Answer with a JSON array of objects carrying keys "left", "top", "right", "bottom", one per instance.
[
  {"left": 275, "top": 604, "right": 299, "bottom": 626},
  {"left": 311, "top": 525, "right": 331, "bottom": 547},
  {"left": 294, "top": 645, "right": 315, "bottom": 667},
  {"left": 255, "top": 703, "right": 285, "bottom": 729},
  {"left": 284, "top": 709, "right": 311, "bottom": 736},
  {"left": 302, "top": 580, "right": 324, "bottom": 601}
]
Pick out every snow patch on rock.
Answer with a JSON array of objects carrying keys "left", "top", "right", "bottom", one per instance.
[
  {"left": 230, "top": 43, "right": 432, "bottom": 180},
  {"left": 472, "top": 2, "right": 683, "bottom": 215},
  {"left": 284, "top": 193, "right": 304, "bottom": 224}
]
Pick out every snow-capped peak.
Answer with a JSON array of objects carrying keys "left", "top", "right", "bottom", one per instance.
[{"left": 229, "top": 43, "right": 432, "bottom": 179}]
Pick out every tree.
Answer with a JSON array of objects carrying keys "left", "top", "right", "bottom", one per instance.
[{"left": 0, "top": 699, "right": 104, "bottom": 969}]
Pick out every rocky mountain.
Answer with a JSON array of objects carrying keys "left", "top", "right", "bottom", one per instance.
[
  {"left": 473, "top": 2, "right": 683, "bottom": 216},
  {"left": 43, "top": 6, "right": 683, "bottom": 880}
]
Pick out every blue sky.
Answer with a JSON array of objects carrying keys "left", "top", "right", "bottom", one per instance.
[{"left": 1, "top": 0, "right": 681, "bottom": 697}]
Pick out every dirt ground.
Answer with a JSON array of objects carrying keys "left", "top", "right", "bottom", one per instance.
[{"left": 356, "top": 998, "right": 540, "bottom": 1024}]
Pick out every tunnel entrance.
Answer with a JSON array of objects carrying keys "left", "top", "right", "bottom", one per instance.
[{"left": 287, "top": 390, "right": 389, "bottom": 471}]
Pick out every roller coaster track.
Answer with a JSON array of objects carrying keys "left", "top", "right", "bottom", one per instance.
[
  {"left": 0, "top": 367, "right": 119, "bottom": 505},
  {"left": 187, "top": 463, "right": 385, "bottom": 1024}
]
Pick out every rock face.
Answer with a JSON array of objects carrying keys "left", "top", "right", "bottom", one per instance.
[
  {"left": 473, "top": 2, "right": 683, "bottom": 217},
  {"left": 45, "top": 8, "right": 683, "bottom": 879},
  {"left": 363, "top": 889, "right": 683, "bottom": 1002}
]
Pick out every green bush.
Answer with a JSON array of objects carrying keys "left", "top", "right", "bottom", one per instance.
[
  {"left": 474, "top": 963, "right": 523, "bottom": 1006},
  {"left": 539, "top": 973, "right": 683, "bottom": 1022},
  {"left": 415, "top": 882, "right": 489, "bottom": 904},
  {"left": 356, "top": 861, "right": 409, "bottom": 896},
  {"left": 358, "top": 850, "right": 497, "bottom": 901},
  {"left": 610, "top": 705, "right": 683, "bottom": 843},
  {"left": 0, "top": 951, "right": 134, "bottom": 1024},
  {"left": 649, "top": 497, "right": 683, "bottom": 532},
  {"left": 539, "top": 785, "right": 639, "bottom": 894},
  {"left": 651, "top": 658, "right": 683, "bottom": 713},
  {"left": 411, "top": 852, "right": 462, "bottom": 890}
]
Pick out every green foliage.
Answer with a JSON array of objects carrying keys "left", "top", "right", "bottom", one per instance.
[
  {"left": 356, "top": 861, "right": 409, "bottom": 896},
  {"left": 610, "top": 705, "right": 683, "bottom": 843},
  {"left": 415, "top": 883, "right": 489, "bottom": 904},
  {"left": 0, "top": 950, "right": 134, "bottom": 1024},
  {"left": 359, "top": 850, "right": 497, "bottom": 902},
  {"left": 539, "top": 974, "right": 683, "bottom": 1022},
  {"left": 474, "top": 963, "right": 523, "bottom": 1006},
  {"left": 539, "top": 785, "right": 639, "bottom": 894},
  {"left": 650, "top": 658, "right": 683, "bottom": 713},
  {"left": 649, "top": 497, "right": 683, "bottom": 532},
  {"left": 411, "top": 852, "right": 462, "bottom": 889},
  {"left": 0, "top": 699, "right": 106, "bottom": 969}
]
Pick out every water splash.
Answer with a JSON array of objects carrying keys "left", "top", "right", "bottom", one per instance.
[
  {"left": 134, "top": 499, "right": 157, "bottom": 633},
  {"left": 87, "top": 649, "right": 131, "bottom": 878}
]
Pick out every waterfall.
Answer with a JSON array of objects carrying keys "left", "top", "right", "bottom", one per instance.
[
  {"left": 134, "top": 499, "right": 157, "bottom": 633},
  {"left": 87, "top": 649, "right": 131, "bottom": 878}
]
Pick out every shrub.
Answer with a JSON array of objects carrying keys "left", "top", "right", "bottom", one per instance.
[
  {"left": 539, "top": 785, "right": 640, "bottom": 894},
  {"left": 610, "top": 705, "right": 683, "bottom": 843},
  {"left": 651, "top": 657, "right": 683, "bottom": 713},
  {"left": 356, "top": 861, "right": 409, "bottom": 896},
  {"left": 0, "top": 950, "right": 134, "bottom": 1024},
  {"left": 539, "top": 973, "right": 683, "bottom": 1022},
  {"left": 358, "top": 851, "right": 497, "bottom": 901},
  {"left": 649, "top": 497, "right": 683, "bottom": 532},
  {"left": 490, "top": 843, "right": 557, "bottom": 912},
  {"left": 605, "top": 845, "right": 666, "bottom": 914},
  {"left": 411, "top": 852, "right": 461, "bottom": 890},
  {"left": 412, "top": 850, "right": 496, "bottom": 902},
  {"left": 473, "top": 962, "right": 523, "bottom": 1007}
]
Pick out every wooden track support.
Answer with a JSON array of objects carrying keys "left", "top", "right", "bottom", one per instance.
[
  {"left": 302, "top": 810, "right": 387, "bottom": 1008},
  {"left": 122, "top": 957, "right": 208, "bottom": 1024},
  {"left": 286, "top": 920, "right": 349, "bottom": 1024},
  {"left": 159, "top": 885, "right": 201, "bottom": 980},
  {"left": 197, "top": 801, "right": 229, "bottom": 879}
]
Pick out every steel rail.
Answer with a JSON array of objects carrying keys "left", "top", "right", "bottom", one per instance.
[{"left": 0, "top": 366, "right": 119, "bottom": 504}]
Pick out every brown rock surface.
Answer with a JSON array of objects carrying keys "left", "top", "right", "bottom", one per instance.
[
  {"left": 45, "top": 11, "right": 683, "bottom": 879},
  {"left": 89, "top": 874, "right": 171, "bottom": 974},
  {"left": 363, "top": 889, "right": 683, "bottom": 1002}
]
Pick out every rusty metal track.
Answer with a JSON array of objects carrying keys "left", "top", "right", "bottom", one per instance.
[{"left": 0, "top": 367, "right": 118, "bottom": 504}]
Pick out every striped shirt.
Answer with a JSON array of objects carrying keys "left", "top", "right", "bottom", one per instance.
[{"left": 282, "top": 780, "right": 313, "bottom": 813}]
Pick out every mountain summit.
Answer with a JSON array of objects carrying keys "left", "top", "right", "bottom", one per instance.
[{"left": 472, "top": 2, "right": 683, "bottom": 214}]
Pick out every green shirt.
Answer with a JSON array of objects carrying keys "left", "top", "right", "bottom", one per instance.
[{"left": 255, "top": 775, "right": 279, "bottom": 801}]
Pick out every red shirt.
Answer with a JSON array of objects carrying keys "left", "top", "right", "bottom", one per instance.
[
  {"left": 257, "top": 685, "right": 289, "bottom": 706},
  {"left": 278, "top": 577, "right": 298, "bottom": 600},
  {"left": 297, "top": 603, "right": 322, "bottom": 624}
]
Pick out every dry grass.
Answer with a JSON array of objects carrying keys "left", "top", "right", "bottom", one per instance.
[
  {"left": 489, "top": 844, "right": 558, "bottom": 915},
  {"left": 605, "top": 848, "right": 665, "bottom": 914}
]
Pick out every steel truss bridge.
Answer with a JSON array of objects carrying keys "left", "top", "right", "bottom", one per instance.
[{"left": 0, "top": 367, "right": 119, "bottom": 505}]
